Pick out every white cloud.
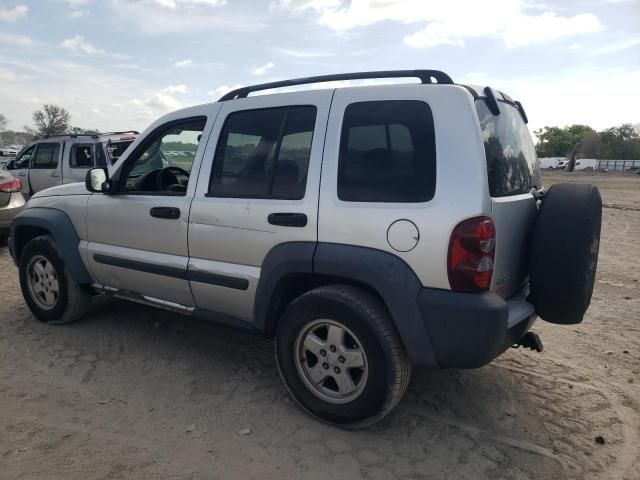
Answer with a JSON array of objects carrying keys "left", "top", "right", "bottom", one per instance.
[
  {"left": 173, "top": 59, "right": 193, "bottom": 68},
  {"left": 69, "top": 9, "right": 89, "bottom": 18},
  {"left": 0, "top": 5, "right": 28, "bottom": 22},
  {"left": 60, "top": 35, "right": 106, "bottom": 55},
  {"left": 208, "top": 84, "right": 244, "bottom": 97},
  {"left": 162, "top": 84, "right": 188, "bottom": 94},
  {"left": 251, "top": 62, "right": 274, "bottom": 75},
  {"left": 147, "top": 93, "right": 182, "bottom": 111},
  {"left": 110, "top": 0, "right": 261, "bottom": 34},
  {"left": 143, "top": 0, "right": 226, "bottom": 8},
  {"left": 278, "top": 0, "right": 604, "bottom": 49},
  {"left": 0, "top": 32, "right": 37, "bottom": 47},
  {"left": 591, "top": 37, "right": 640, "bottom": 55},
  {"left": 0, "top": 68, "right": 16, "bottom": 81}
]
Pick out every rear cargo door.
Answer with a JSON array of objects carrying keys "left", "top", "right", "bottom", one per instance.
[{"left": 475, "top": 98, "right": 541, "bottom": 298}]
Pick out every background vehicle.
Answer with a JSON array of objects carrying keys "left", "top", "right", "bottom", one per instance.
[
  {"left": 0, "top": 171, "right": 25, "bottom": 244},
  {"left": 9, "top": 70, "right": 601, "bottom": 428},
  {"left": 4, "top": 132, "right": 137, "bottom": 196},
  {"left": 0, "top": 144, "right": 19, "bottom": 157}
]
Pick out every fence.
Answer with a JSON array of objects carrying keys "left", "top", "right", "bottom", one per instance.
[{"left": 596, "top": 159, "right": 640, "bottom": 171}]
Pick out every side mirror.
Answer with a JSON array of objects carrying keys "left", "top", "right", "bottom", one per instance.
[{"left": 85, "top": 167, "right": 110, "bottom": 193}]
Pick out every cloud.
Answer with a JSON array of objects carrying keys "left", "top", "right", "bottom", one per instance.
[
  {"left": 60, "top": 35, "right": 106, "bottom": 55},
  {"left": 208, "top": 84, "right": 244, "bottom": 97},
  {"left": 0, "top": 68, "right": 16, "bottom": 81},
  {"left": 277, "top": 0, "right": 604, "bottom": 49},
  {"left": 591, "top": 37, "right": 640, "bottom": 55},
  {"left": 162, "top": 84, "right": 188, "bottom": 94},
  {"left": 173, "top": 59, "right": 193, "bottom": 68},
  {"left": 143, "top": 0, "right": 226, "bottom": 8},
  {"left": 0, "top": 5, "right": 28, "bottom": 22},
  {"left": 250, "top": 62, "right": 274, "bottom": 75},
  {"left": 110, "top": 0, "right": 262, "bottom": 34},
  {"left": 0, "top": 32, "right": 37, "bottom": 47},
  {"left": 146, "top": 93, "right": 182, "bottom": 111}
]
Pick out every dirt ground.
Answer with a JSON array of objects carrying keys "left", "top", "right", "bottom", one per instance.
[{"left": 0, "top": 171, "right": 638, "bottom": 480}]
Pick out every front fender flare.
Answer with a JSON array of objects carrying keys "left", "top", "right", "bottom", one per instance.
[{"left": 10, "top": 207, "right": 93, "bottom": 284}]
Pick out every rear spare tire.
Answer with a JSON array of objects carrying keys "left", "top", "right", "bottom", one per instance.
[{"left": 529, "top": 183, "right": 602, "bottom": 324}]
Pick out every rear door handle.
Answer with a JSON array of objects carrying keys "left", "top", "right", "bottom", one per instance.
[
  {"left": 50, "top": 172, "right": 60, "bottom": 177},
  {"left": 268, "top": 212, "right": 307, "bottom": 227},
  {"left": 150, "top": 206, "right": 180, "bottom": 219}
]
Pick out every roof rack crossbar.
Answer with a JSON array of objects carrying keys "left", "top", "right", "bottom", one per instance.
[
  {"left": 219, "top": 69, "right": 454, "bottom": 101},
  {"left": 44, "top": 133, "right": 99, "bottom": 139}
]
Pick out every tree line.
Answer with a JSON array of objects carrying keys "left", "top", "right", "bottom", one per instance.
[
  {"left": 0, "top": 104, "right": 97, "bottom": 146},
  {"left": 1, "top": 104, "right": 639, "bottom": 160},
  {"left": 535, "top": 123, "right": 640, "bottom": 160}
]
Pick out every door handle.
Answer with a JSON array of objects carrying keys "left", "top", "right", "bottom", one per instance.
[
  {"left": 150, "top": 206, "right": 180, "bottom": 219},
  {"left": 268, "top": 212, "right": 308, "bottom": 227},
  {"left": 50, "top": 172, "right": 60, "bottom": 177},
  {"left": 18, "top": 172, "right": 26, "bottom": 177}
]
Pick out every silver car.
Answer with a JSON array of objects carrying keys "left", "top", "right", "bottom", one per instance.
[
  {"left": 4, "top": 132, "right": 137, "bottom": 197},
  {"left": 9, "top": 70, "right": 602, "bottom": 427},
  {"left": 0, "top": 171, "right": 25, "bottom": 243}
]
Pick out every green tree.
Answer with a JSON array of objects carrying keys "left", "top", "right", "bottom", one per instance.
[
  {"left": 33, "top": 104, "right": 71, "bottom": 137},
  {"left": 534, "top": 124, "right": 595, "bottom": 158}
]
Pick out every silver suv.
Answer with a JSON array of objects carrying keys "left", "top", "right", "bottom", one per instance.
[
  {"left": 4, "top": 132, "right": 137, "bottom": 196},
  {"left": 9, "top": 70, "right": 602, "bottom": 427}
]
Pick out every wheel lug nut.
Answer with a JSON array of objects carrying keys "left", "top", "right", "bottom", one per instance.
[
  {"left": 330, "top": 345, "right": 336, "bottom": 353},
  {"left": 322, "top": 362, "right": 329, "bottom": 370},
  {"left": 334, "top": 367, "right": 340, "bottom": 374},
  {"left": 320, "top": 349, "right": 326, "bottom": 356},
  {"left": 338, "top": 356, "right": 345, "bottom": 363}
]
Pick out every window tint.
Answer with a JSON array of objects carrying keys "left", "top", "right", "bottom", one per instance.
[
  {"left": 70, "top": 144, "right": 93, "bottom": 168},
  {"left": 8, "top": 145, "right": 35, "bottom": 169},
  {"left": 476, "top": 100, "right": 542, "bottom": 197},
  {"left": 32, "top": 143, "right": 60, "bottom": 169},
  {"left": 123, "top": 117, "right": 206, "bottom": 194},
  {"left": 209, "top": 106, "right": 316, "bottom": 200},
  {"left": 338, "top": 101, "right": 436, "bottom": 203}
]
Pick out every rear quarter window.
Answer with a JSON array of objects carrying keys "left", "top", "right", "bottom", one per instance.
[
  {"left": 338, "top": 100, "right": 436, "bottom": 203},
  {"left": 476, "top": 100, "right": 541, "bottom": 197}
]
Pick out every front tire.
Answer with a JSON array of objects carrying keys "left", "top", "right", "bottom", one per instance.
[
  {"left": 18, "top": 235, "right": 90, "bottom": 325},
  {"left": 275, "top": 285, "right": 411, "bottom": 428}
]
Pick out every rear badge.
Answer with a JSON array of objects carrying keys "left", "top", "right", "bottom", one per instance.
[{"left": 496, "top": 272, "right": 511, "bottom": 286}]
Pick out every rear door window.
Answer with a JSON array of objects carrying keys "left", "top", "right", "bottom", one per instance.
[
  {"left": 70, "top": 144, "right": 94, "bottom": 168},
  {"left": 208, "top": 106, "right": 316, "bottom": 200},
  {"left": 475, "top": 100, "right": 541, "bottom": 197},
  {"left": 338, "top": 100, "right": 436, "bottom": 203},
  {"left": 32, "top": 143, "right": 60, "bottom": 169}
]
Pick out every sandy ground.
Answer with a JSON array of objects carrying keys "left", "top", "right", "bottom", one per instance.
[{"left": 0, "top": 171, "right": 638, "bottom": 480}]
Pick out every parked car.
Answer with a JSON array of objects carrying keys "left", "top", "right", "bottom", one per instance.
[
  {"left": 555, "top": 159, "right": 568, "bottom": 170},
  {"left": 0, "top": 144, "right": 19, "bottom": 157},
  {"left": 4, "top": 132, "right": 137, "bottom": 196},
  {"left": 9, "top": 70, "right": 602, "bottom": 428},
  {"left": 0, "top": 171, "right": 26, "bottom": 244}
]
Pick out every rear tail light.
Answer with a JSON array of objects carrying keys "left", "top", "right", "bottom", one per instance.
[
  {"left": 448, "top": 216, "right": 496, "bottom": 292},
  {"left": 0, "top": 178, "right": 22, "bottom": 193}
]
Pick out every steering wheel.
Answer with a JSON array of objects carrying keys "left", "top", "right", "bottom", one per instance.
[{"left": 156, "top": 166, "right": 189, "bottom": 191}]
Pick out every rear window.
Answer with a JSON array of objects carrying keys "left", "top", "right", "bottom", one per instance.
[
  {"left": 476, "top": 100, "right": 541, "bottom": 197},
  {"left": 338, "top": 100, "right": 436, "bottom": 203}
]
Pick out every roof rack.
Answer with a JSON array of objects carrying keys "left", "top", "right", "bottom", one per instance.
[
  {"left": 44, "top": 133, "right": 99, "bottom": 139},
  {"left": 100, "top": 131, "right": 140, "bottom": 136},
  {"left": 219, "top": 69, "right": 454, "bottom": 101}
]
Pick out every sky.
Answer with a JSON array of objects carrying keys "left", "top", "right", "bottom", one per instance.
[{"left": 0, "top": 0, "right": 639, "bottom": 135}]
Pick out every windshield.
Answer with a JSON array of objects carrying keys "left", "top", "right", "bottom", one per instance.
[{"left": 476, "top": 99, "right": 541, "bottom": 197}]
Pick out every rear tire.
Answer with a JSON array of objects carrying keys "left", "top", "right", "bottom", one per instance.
[
  {"left": 529, "top": 183, "right": 602, "bottom": 324},
  {"left": 18, "top": 235, "right": 90, "bottom": 325},
  {"left": 275, "top": 285, "right": 411, "bottom": 429}
]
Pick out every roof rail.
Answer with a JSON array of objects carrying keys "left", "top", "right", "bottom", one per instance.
[
  {"left": 44, "top": 133, "right": 99, "bottom": 139},
  {"left": 219, "top": 69, "right": 454, "bottom": 101},
  {"left": 100, "top": 130, "right": 140, "bottom": 136}
]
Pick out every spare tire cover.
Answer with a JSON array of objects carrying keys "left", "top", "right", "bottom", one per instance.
[{"left": 529, "top": 183, "right": 602, "bottom": 324}]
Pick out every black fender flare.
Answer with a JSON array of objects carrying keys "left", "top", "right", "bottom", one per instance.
[
  {"left": 255, "top": 242, "right": 438, "bottom": 367},
  {"left": 10, "top": 207, "right": 93, "bottom": 284}
]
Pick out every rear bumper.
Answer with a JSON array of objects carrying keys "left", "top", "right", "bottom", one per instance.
[
  {"left": 0, "top": 192, "right": 25, "bottom": 236},
  {"left": 417, "top": 287, "right": 536, "bottom": 369}
]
